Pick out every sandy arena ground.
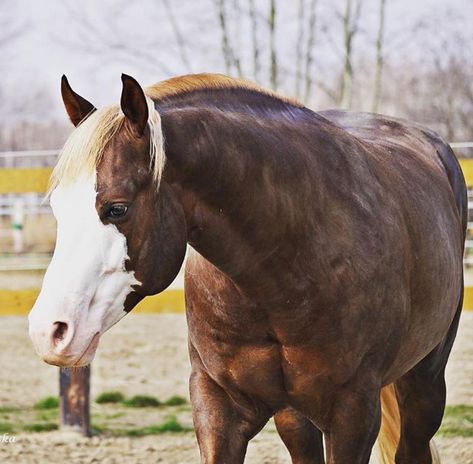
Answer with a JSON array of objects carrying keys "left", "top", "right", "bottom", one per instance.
[{"left": 0, "top": 312, "right": 471, "bottom": 463}]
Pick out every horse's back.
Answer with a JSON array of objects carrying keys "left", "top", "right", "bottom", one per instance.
[{"left": 320, "top": 109, "right": 467, "bottom": 231}]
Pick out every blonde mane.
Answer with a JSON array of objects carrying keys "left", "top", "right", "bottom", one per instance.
[
  {"left": 49, "top": 97, "right": 164, "bottom": 193},
  {"left": 51, "top": 73, "right": 300, "bottom": 193},
  {"left": 145, "top": 73, "right": 303, "bottom": 108}
]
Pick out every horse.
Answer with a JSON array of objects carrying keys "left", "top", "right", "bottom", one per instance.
[{"left": 28, "top": 73, "right": 466, "bottom": 464}]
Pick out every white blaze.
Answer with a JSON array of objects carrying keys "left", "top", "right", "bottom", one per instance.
[{"left": 28, "top": 174, "right": 139, "bottom": 366}]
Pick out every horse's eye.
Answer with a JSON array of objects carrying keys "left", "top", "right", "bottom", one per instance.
[{"left": 107, "top": 204, "right": 128, "bottom": 218}]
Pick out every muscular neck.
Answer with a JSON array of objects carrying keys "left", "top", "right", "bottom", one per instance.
[{"left": 158, "top": 99, "right": 339, "bottom": 299}]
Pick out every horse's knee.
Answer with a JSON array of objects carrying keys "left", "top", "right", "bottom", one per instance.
[
  {"left": 324, "top": 386, "right": 382, "bottom": 464},
  {"left": 190, "top": 369, "right": 270, "bottom": 464},
  {"left": 274, "top": 408, "right": 324, "bottom": 464}
]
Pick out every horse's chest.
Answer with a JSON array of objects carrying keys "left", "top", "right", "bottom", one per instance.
[
  {"left": 192, "top": 334, "right": 288, "bottom": 406},
  {"left": 185, "top": 258, "right": 348, "bottom": 408},
  {"left": 190, "top": 322, "right": 348, "bottom": 412}
]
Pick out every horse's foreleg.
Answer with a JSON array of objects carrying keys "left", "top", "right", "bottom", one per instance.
[
  {"left": 189, "top": 368, "right": 270, "bottom": 464},
  {"left": 324, "top": 385, "right": 381, "bottom": 464},
  {"left": 274, "top": 407, "right": 325, "bottom": 464}
]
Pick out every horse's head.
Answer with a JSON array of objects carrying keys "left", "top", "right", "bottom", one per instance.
[{"left": 28, "top": 75, "right": 187, "bottom": 367}]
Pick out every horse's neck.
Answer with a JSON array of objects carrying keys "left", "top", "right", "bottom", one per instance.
[{"left": 161, "top": 104, "right": 324, "bottom": 293}]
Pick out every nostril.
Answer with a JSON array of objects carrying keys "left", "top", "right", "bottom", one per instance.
[{"left": 52, "top": 322, "right": 68, "bottom": 346}]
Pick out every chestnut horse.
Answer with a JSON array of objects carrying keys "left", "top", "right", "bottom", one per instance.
[{"left": 29, "top": 73, "right": 466, "bottom": 464}]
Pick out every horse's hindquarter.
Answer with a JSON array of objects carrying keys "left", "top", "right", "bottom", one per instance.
[{"left": 320, "top": 110, "right": 464, "bottom": 379}]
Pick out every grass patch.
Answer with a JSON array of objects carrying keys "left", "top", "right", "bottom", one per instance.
[
  {"left": 91, "top": 411, "right": 126, "bottom": 422},
  {"left": 0, "top": 422, "right": 15, "bottom": 433},
  {"left": 23, "top": 422, "right": 58, "bottom": 432},
  {"left": 91, "top": 424, "right": 106, "bottom": 435},
  {"left": 104, "top": 411, "right": 126, "bottom": 420},
  {"left": 96, "top": 391, "right": 125, "bottom": 404},
  {"left": 90, "top": 417, "right": 191, "bottom": 437},
  {"left": 122, "top": 395, "right": 161, "bottom": 408},
  {"left": 438, "top": 404, "right": 473, "bottom": 438},
  {"left": 125, "top": 417, "right": 189, "bottom": 436},
  {"left": 0, "top": 407, "right": 20, "bottom": 414},
  {"left": 157, "top": 416, "right": 188, "bottom": 433},
  {"left": 35, "top": 409, "right": 59, "bottom": 421},
  {"left": 164, "top": 395, "right": 187, "bottom": 406},
  {"left": 34, "top": 396, "right": 59, "bottom": 410},
  {"left": 444, "top": 404, "right": 473, "bottom": 418},
  {"left": 438, "top": 426, "right": 473, "bottom": 438},
  {"left": 95, "top": 392, "right": 187, "bottom": 408}
]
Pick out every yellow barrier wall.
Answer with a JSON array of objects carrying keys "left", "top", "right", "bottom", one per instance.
[
  {"left": 1, "top": 163, "right": 471, "bottom": 193},
  {"left": 459, "top": 159, "right": 473, "bottom": 187},
  {"left": 1, "top": 288, "right": 470, "bottom": 315},
  {"left": 0, "top": 289, "right": 185, "bottom": 316},
  {"left": 0, "top": 161, "right": 471, "bottom": 193},
  {"left": 0, "top": 161, "right": 472, "bottom": 313},
  {"left": 0, "top": 168, "right": 52, "bottom": 194}
]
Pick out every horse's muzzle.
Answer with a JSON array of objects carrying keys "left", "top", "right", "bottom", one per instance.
[{"left": 28, "top": 318, "right": 100, "bottom": 367}]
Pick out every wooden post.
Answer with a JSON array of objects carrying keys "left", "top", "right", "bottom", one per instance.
[{"left": 59, "top": 366, "right": 91, "bottom": 436}]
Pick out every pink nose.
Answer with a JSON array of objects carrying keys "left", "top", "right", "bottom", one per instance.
[
  {"left": 29, "top": 320, "right": 76, "bottom": 366},
  {"left": 29, "top": 313, "right": 101, "bottom": 367}
]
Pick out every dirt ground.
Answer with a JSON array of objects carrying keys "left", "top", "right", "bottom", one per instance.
[{"left": 0, "top": 312, "right": 471, "bottom": 463}]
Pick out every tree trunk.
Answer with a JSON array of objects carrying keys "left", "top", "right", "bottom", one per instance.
[
  {"left": 162, "top": 0, "right": 192, "bottom": 73},
  {"left": 339, "top": 0, "right": 362, "bottom": 109},
  {"left": 248, "top": 0, "right": 260, "bottom": 81},
  {"left": 339, "top": 0, "right": 352, "bottom": 108},
  {"left": 303, "top": 0, "right": 318, "bottom": 103},
  {"left": 371, "top": 0, "right": 386, "bottom": 112},
  {"left": 295, "top": 0, "right": 305, "bottom": 98},
  {"left": 268, "top": 0, "right": 278, "bottom": 90},
  {"left": 215, "top": 0, "right": 242, "bottom": 76}
]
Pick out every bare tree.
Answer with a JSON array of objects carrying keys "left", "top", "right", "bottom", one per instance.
[
  {"left": 232, "top": 0, "right": 244, "bottom": 73},
  {"left": 294, "top": 0, "right": 305, "bottom": 97},
  {"left": 59, "top": 1, "right": 175, "bottom": 75},
  {"left": 339, "top": 0, "right": 363, "bottom": 108},
  {"left": 371, "top": 0, "right": 386, "bottom": 112},
  {"left": 303, "top": 0, "right": 318, "bottom": 103},
  {"left": 248, "top": 0, "right": 261, "bottom": 81},
  {"left": 381, "top": 29, "right": 473, "bottom": 142},
  {"left": 425, "top": 53, "right": 473, "bottom": 141},
  {"left": 268, "top": 0, "right": 278, "bottom": 90},
  {"left": 215, "top": 0, "right": 242, "bottom": 76},
  {"left": 161, "top": 0, "right": 192, "bottom": 73}
]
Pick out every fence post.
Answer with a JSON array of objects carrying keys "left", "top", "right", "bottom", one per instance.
[
  {"left": 11, "top": 199, "right": 25, "bottom": 253},
  {"left": 59, "top": 366, "right": 91, "bottom": 436}
]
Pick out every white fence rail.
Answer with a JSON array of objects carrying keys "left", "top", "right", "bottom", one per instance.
[{"left": 0, "top": 149, "right": 59, "bottom": 159}]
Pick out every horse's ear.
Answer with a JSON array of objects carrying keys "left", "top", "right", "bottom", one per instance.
[
  {"left": 120, "top": 74, "right": 148, "bottom": 137},
  {"left": 61, "top": 75, "right": 96, "bottom": 127}
]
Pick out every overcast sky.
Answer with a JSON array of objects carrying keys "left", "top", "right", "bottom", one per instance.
[{"left": 2, "top": 0, "right": 472, "bottom": 122}]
